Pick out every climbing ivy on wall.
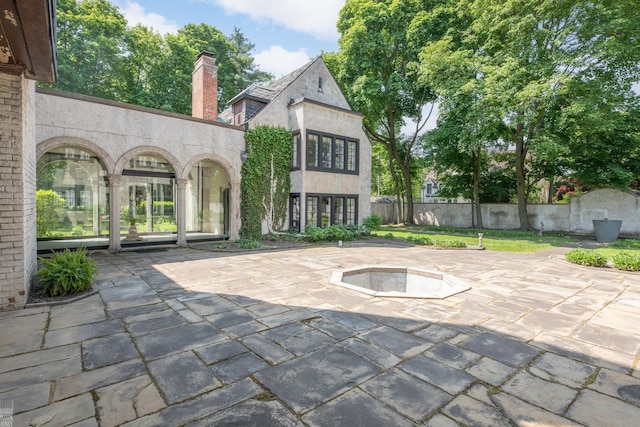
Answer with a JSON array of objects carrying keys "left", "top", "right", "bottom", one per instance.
[{"left": 241, "top": 126, "right": 292, "bottom": 239}]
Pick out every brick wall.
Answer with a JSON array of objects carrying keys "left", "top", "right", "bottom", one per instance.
[{"left": 0, "top": 73, "right": 36, "bottom": 310}]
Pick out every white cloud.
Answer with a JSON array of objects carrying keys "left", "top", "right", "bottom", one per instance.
[
  {"left": 117, "top": 1, "right": 179, "bottom": 34},
  {"left": 213, "top": 0, "right": 345, "bottom": 41},
  {"left": 254, "top": 46, "right": 311, "bottom": 78}
]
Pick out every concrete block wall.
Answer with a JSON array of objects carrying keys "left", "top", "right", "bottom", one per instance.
[
  {"left": 372, "top": 189, "right": 639, "bottom": 236},
  {"left": 0, "top": 74, "right": 36, "bottom": 310}
]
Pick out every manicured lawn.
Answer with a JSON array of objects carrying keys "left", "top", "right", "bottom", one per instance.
[
  {"left": 375, "top": 225, "right": 640, "bottom": 258},
  {"left": 593, "top": 239, "right": 640, "bottom": 260}
]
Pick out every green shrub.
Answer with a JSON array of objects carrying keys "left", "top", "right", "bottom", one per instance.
[
  {"left": 384, "top": 233, "right": 395, "bottom": 239},
  {"left": 304, "top": 226, "right": 325, "bottom": 242},
  {"left": 362, "top": 215, "right": 382, "bottom": 232},
  {"left": 236, "top": 239, "right": 263, "bottom": 249},
  {"left": 325, "top": 225, "right": 356, "bottom": 241},
  {"left": 433, "top": 239, "right": 466, "bottom": 248},
  {"left": 37, "top": 247, "right": 97, "bottom": 297},
  {"left": 71, "top": 225, "right": 85, "bottom": 236},
  {"left": 262, "top": 232, "right": 302, "bottom": 242},
  {"left": 36, "top": 189, "right": 64, "bottom": 237},
  {"left": 304, "top": 225, "right": 356, "bottom": 242},
  {"left": 406, "top": 235, "right": 432, "bottom": 245},
  {"left": 612, "top": 251, "right": 640, "bottom": 271},
  {"left": 565, "top": 248, "right": 607, "bottom": 267}
]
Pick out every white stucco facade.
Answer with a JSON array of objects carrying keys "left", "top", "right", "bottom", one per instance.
[
  {"left": 36, "top": 88, "right": 246, "bottom": 249},
  {"left": 33, "top": 56, "right": 372, "bottom": 252},
  {"left": 243, "top": 58, "right": 372, "bottom": 229}
]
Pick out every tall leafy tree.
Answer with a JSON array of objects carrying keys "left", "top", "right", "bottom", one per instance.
[
  {"left": 419, "top": 0, "right": 640, "bottom": 230},
  {"left": 120, "top": 24, "right": 164, "bottom": 107},
  {"left": 561, "top": 84, "right": 640, "bottom": 189},
  {"left": 143, "top": 23, "right": 274, "bottom": 115},
  {"left": 48, "top": 0, "right": 272, "bottom": 115},
  {"left": 228, "top": 28, "right": 273, "bottom": 90},
  {"left": 54, "top": 0, "right": 128, "bottom": 100},
  {"left": 330, "top": 0, "right": 444, "bottom": 224}
]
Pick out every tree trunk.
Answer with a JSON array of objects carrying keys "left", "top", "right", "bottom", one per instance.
[
  {"left": 473, "top": 146, "right": 483, "bottom": 228},
  {"left": 401, "top": 163, "right": 415, "bottom": 225},
  {"left": 388, "top": 156, "right": 403, "bottom": 224},
  {"left": 547, "top": 174, "right": 554, "bottom": 204},
  {"left": 514, "top": 133, "right": 529, "bottom": 231}
]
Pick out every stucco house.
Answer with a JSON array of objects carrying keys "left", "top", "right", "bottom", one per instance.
[
  {"left": 218, "top": 55, "right": 371, "bottom": 232},
  {"left": 421, "top": 171, "right": 468, "bottom": 204},
  {"left": 0, "top": 2, "right": 371, "bottom": 310}
]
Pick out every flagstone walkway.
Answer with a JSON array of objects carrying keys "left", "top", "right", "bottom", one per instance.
[{"left": 1, "top": 242, "right": 640, "bottom": 426}]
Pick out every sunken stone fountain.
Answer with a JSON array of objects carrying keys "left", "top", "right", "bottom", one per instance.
[{"left": 330, "top": 266, "right": 470, "bottom": 299}]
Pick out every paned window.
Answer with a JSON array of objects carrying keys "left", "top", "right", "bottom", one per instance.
[
  {"left": 347, "top": 141, "right": 357, "bottom": 172},
  {"left": 334, "top": 139, "right": 345, "bottom": 170},
  {"left": 305, "top": 194, "right": 357, "bottom": 228},
  {"left": 346, "top": 197, "right": 357, "bottom": 225},
  {"left": 292, "top": 133, "right": 301, "bottom": 169},
  {"left": 306, "top": 196, "right": 318, "bottom": 228},
  {"left": 333, "top": 197, "right": 344, "bottom": 225},
  {"left": 322, "top": 136, "right": 333, "bottom": 168},
  {"left": 290, "top": 194, "right": 300, "bottom": 231},
  {"left": 307, "top": 134, "right": 318, "bottom": 168},
  {"left": 306, "top": 130, "right": 358, "bottom": 174}
]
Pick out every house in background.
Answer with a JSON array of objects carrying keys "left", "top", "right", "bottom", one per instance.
[
  {"left": 420, "top": 171, "right": 468, "bottom": 204},
  {"left": 1, "top": 6, "right": 371, "bottom": 310},
  {"left": 218, "top": 56, "right": 371, "bottom": 232}
]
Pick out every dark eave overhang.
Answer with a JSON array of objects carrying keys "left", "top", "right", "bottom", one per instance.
[{"left": 0, "top": 0, "right": 57, "bottom": 82}]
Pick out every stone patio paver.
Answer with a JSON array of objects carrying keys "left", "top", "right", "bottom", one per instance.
[
  {"left": 54, "top": 358, "right": 146, "bottom": 400},
  {"left": 94, "top": 375, "right": 165, "bottom": 427},
  {"left": 12, "top": 393, "right": 95, "bottom": 427},
  {"left": 1, "top": 244, "right": 639, "bottom": 425},
  {"left": 359, "top": 368, "right": 452, "bottom": 421},
  {"left": 589, "top": 367, "right": 640, "bottom": 407},
  {"left": 501, "top": 370, "right": 577, "bottom": 413},
  {"left": 490, "top": 392, "right": 583, "bottom": 426},
  {"left": 567, "top": 389, "right": 640, "bottom": 427},
  {"left": 186, "top": 399, "right": 304, "bottom": 427},
  {"left": 460, "top": 331, "right": 541, "bottom": 367},
  {"left": 399, "top": 354, "right": 475, "bottom": 395},
  {"left": 147, "top": 352, "right": 220, "bottom": 404},
  {"left": 530, "top": 352, "right": 597, "bottom": 388},
  {"left": 82, "top": 333, "right": 139, "bottom": 369},
  {"left": 442, "top": 394, "right": 512, "bottom": 426},
  {"left": 302, "top": 388, "right": 415, "bottom": 427},
  {"left": 254, "top": 346, "right": 379, "bottom": 413},
  {"left": 209, "top": 352, "right": 270, "bottom": 383}
]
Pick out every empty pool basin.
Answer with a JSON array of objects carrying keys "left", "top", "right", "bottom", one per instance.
[{"left": 330, "top": 266, "right": 470, "bottom": 299}]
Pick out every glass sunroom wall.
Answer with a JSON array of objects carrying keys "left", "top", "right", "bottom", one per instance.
[
  {"left": 186, "top": 160, "right": 229, "bottom": 235},
  {"left": 120, "top": 154, "right": 176, "bottom": 238},
  {"left": 36, "top": 147, "right": 108, "bottom": 239}
]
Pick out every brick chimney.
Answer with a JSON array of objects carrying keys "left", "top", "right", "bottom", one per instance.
[{"left": 192, "top": 51, "right": 218, "bottom": 121}]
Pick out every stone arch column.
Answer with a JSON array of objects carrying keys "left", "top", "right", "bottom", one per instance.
[
  {"left": 176, "top": 178, "right": 188, "bottom": 246},
  {"left": 108, "top": 175, "right": 122, "bottom": 252}
]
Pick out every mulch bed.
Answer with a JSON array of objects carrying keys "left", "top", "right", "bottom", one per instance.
[{"left": 26, "top": 277, "right": 97, "bottom": 306}]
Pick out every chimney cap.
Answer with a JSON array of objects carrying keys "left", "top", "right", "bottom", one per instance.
[{"left": 197, "top": 51, "right": 216, "bottom": 60}]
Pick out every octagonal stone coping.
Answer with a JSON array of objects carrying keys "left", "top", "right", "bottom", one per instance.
[{"left": 330, "top": 266, "right": 470, "bottom": 299}]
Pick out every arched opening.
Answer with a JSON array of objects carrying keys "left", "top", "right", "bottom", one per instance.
[
  {"left": 120, "top": 153, "right": 177, "bottom": 245},
  {"left": 186, "top": 160, "right": 230, "bottom": 239},
  {"left": 36, "top": 146, "right": 109, "bottom": 250}
]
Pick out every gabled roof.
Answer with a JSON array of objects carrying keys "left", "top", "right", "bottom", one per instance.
[{"left": 218, "top": 57, "right": 319, "bottom": 124}]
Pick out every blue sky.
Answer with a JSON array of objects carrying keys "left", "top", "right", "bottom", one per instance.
[{"left": 112, "top": 0, "right": 344, "bottom": 78}]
